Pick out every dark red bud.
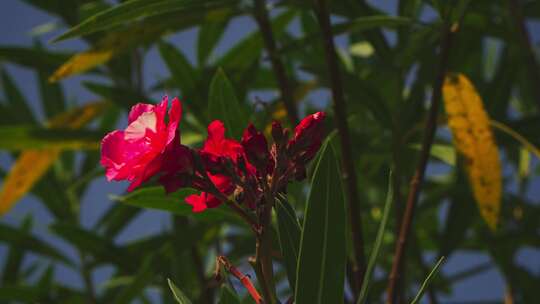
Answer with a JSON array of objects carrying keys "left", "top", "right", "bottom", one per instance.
[
  {"left": 288, "top": 112, "right": 326, "bottom": 156},
  {"left": 242, "top": 124, "right": 271, "bottom": 174}
]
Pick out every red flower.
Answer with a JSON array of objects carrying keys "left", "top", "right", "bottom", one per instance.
[
  {"left": 241, "top": 124, "right": 272, "bottom": 175},
  {"left": 101, "top": 97, "right": 186, "bottom": 191},
  {"left": 185, "top": 174, "right": 233, "bottom": 212},
  {"left": 185, "top": 121, "right": 242, "bottom": 212}
]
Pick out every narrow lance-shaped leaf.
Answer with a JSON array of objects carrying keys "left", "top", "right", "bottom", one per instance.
[
  {"left": 168, "top": 278, "right": 193, "bottom": 304},
  {"left": 442, "top": 73, "right": 502, "bottom": 230},
  {"left": 0, "top": 102, "right": 107, "bottom": 215},
  {"left": 208, "top": 69, "right": 248, "bottom": 139},
  {"left": 410, "top": 257, "right": 446, "bottom": 304},
  {"left": 275, "top": 194, "right": 301, "bottom": 292},
  {"left": 357, "top": 171, "right": 394, "bottom": 303},
  {"left": 295, "top": 141, "right": 346, "bottom": 304},
  {"left": 113, "top": 187, "right": 242, "bottom": 224},
  {"left": 52, "top": 0, "right": 238, "bottom": 42}
]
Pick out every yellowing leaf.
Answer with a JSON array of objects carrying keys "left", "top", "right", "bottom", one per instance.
[
  {"left": 0, "top": 102, "right": 107, "bottom": 215},
  {"left": 0, "top": 150, "right": 60, "bottom": 215},
  {"left": 50, "top": 20, "right": 169, "bottom": 82},
  {"left": 442, "top": 73, "right": 502, "bottom": 231},
  {"left": 49, "top": 49, "right": 114, "bottom": 82}
]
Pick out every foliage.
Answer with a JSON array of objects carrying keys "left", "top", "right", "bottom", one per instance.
[{"left": 1, "top": 0, "right": 539, "bottom": 303}]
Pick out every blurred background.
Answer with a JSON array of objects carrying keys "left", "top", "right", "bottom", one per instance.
[{"left": 1, "top": 0, "right": 539, "bottom": 303}]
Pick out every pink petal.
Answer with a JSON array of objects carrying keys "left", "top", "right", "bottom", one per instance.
[
  {"left": 128, "top": 103, "right": 155, "bottom": 124},
  {"left": 166, "top": 97, "right": 182, "bottom": 145}
]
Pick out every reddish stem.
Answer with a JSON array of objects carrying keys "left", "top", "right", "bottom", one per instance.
[{"left": 216, "top": 256, "right": 263, "bottom": 304}]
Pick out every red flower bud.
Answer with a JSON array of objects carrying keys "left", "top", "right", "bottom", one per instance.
[
  {"left": 288, "top": 111, "right": 326, "bottom": 162},
  {"left": 242, "top": 124, "right": 271, "bottom": 174}
]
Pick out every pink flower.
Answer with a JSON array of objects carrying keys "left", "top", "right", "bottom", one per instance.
[{"left": 100, "top": 96, "right": 185, "bottom": 191}]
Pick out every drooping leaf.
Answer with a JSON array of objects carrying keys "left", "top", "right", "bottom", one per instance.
[
  {"left": 295, "top": 142, "right": 346, "bottom": 304},
  {"left": 168, "top": 278, "right": 193, "bottom": 304},
  {"left": 53, "top": 0, "right": 238, "bottom": 42},
  {"left": 275, "top": 195, "right": 301, "bottom": 292},
  {"left": 208, "top": 69, "right": 248, "bottom": 139},
  {"left": 442, "top": 73, "right": 502, "bottom": 230}
]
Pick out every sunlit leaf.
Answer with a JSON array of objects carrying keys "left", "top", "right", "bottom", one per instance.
[
  {"left": 53, "top": 0, "right": 238, "bottom": 42},
  {"left": 442, "top": 73, "right": 502, "bottom": 231}
]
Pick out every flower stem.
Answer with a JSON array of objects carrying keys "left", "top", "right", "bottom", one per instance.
[
  {"left": 386, "top": 23, "right": 455, "bottom": 303},
  {"left": 313, "top": 0, "right": 366, "bottom": 295}
]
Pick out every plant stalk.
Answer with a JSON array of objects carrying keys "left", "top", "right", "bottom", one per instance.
[
  {"left": 386, "top": 24, "right": 454, "bottom": 303},
  {"left": 253, "top": 0, "right": 299, "bottom": 125},
  {"left": 313, "top": 0, "right": 366, "bottom": 296},
  {"left": 507, "top": 0, "right": 540, "bottom": 111}
]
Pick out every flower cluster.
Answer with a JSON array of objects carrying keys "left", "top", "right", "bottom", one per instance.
[{"left": 101, "top": 97, "right": 325, "bottom": 213}]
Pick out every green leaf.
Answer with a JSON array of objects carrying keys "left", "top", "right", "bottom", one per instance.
[
  {"left": 280, "top": 16, "right": 411, "bottom": 54},
  {"left": 0, "top": 223, "right": 72, "bottom": 266},
  {"left": 158, "top": 41, "right": 198, "bottom": 100},
  {"left": 0, "top": 46, "right": 72, "bottom": 71},
  {"left": 0, "top": 286, "right": 41, "bottom": 302},
  {"left": 275, "top": 194, "right": 301, "bottom": 292},
  {"left": 358, "top": 171, "right": 394, "bottom": 303},
  {"left": 50, "top": 223, "right": 133, "bottom": 271},
  {"left": 113, "top": 187, "right": 242, "bottom": 223},
  {"left": 218, "top": 285, "right": 241, "bottom": 304},
  {"left": 208, "top": 69, "right": 248, "bottom": 139},
  {"left": 1, "top": 216, "right": 33, "bottom": 285},
  {"left": 1, "top": 70, "right": 35, "bottom": 123},
  {"left": 0, "top": 126, "right": 102, "bottom": 150},
  {"left": 409, "top": 143, "right": 456, "bottom": 166},
  {"left": 198, "top": 20, "right": 228, "bottom": 66},
  {"left": 53, "top": 0, "right": 238, "bottom": 42},
  {"left": 113, "top": 254, "right": 157, "bottom": 304},
  {"left": 168, "top": 278, "right": 193, "bottom": 304},
  {"left": 410, "top": 256, "right": 445, "bottom": 304},
  {"left": 295, "top": 142, "right": 346, "bottom": 304}
]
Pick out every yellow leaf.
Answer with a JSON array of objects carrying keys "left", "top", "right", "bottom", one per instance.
[
  {"left": 0, "top": 150, "right": 60, "bottom": 215},
  {"left": 442, "top": 73, "right": 502, "bottom": 231},
  {"left": 49, "top": 49, "right": 114, "bottom": 82},
  {"left": 0, "top": 102, "right": 107, "bottom": 215}
]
